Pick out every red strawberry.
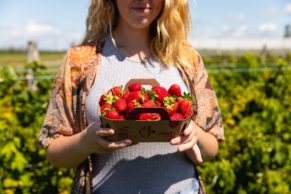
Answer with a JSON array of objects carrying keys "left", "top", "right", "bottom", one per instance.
[
  {"left": 119, "top": 115, "right": 125, "bottom": 120},
  {"left": 142, "top": 100, "right": 156, "bottom": 108},
  {"left": 178, "top": 99, "right": 192, "bottom": 115},
  {"left": 109, "top": 86, "right": 123, "bottom": 97},
  {"left": 139, "top": 113, "right": 154, "bottom": 120},
  {"left": 127, "top": 91, "right": 143, "bottom": 102},
  {"left": 147, "top": 89, "right": 158, "bottom": 101},
  {"left": 99, "top": 94, "right": 107, "bottom": 106},
  {"left": 183, "top": 111, "right": 193, "bottom": 119},
  {"left": 127, "top": 100, "right": 141, "bottom": 112},
  {"left": 152, "top": 86, "right": 168, "bottom": 103},
  {"left": 100, "top": 103, "right": 113, "bottom": 112},
  {"left": 122, "top": 91, "right": 130, "bottom": 100},
  {"left": 106, "top": 110, "right": 120, "bottom": 119},
  {"left": 99, "top": 93, "right": 118, "bottom": 105},
  {"left": 113, "top": 98, "right": 127, "bottom": 113},
  {"left": 153, "top": 113, "right": 161, "bottom": 120},
  {"left": 128, "top": 83, "right": 142, "bottom": 92},
  {"left": 170, "top": 112, "right": 184, "bottom": 121},
  {"left": 164, "top": 102, "right": 179, "bottom": 116},
  {"left": 168, "top": 84, "right": 182, "bottom": 97},
  {"left": 155, "top": 101, "right": 162, "bottom": 107},
  {"left": 163, "top": 96, "right": 179, "bottom": 115},
  {"left": 143, "top": 92, "right": 149, "bottom": 102}
]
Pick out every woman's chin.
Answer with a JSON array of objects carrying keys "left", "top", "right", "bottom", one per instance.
[{"left": 129, "top": 18, "right": 153, "bottom": 30}]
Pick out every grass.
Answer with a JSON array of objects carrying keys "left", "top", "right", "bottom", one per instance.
[
  {"left": 198, "top": 48, "right": 291, "bottom": 57},
  {"left": 40, "top": 51, "right": 66, "bottom": 61},
  {"left": 1, "top": 49, "right": 290, "bottom": 67},
  {"left": 0, "top": 50, "right": 27, "bottom": 66},
  {"left": 0, "top": 50, "right": 65, "bottom": 67}
]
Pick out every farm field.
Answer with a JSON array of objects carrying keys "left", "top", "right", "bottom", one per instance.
[
  {"left": 0, "top": 49, "right": 290, "bottom": 193},
  {"left": 0, "top": 50, "right": 65, "bottom": 67}
]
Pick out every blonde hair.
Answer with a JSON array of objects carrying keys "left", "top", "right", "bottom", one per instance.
[{"left": 83, "top": 0, "right": 194, "bottom": 69}]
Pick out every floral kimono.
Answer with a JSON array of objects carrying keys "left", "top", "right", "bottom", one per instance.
[{"left": 39, "top": 41, "right": 224, "bottom": 194}]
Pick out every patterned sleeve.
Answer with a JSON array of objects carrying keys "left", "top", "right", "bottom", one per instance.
[
  {"left": 38, "top": 50, "right": 76, "bottom": 149},
  {"left": 192, "top": 52, "right": 225, "bottom": 141}
]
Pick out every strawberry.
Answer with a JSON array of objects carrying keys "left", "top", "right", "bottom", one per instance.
[
  {"left": 168, "top": 84, "right": 182, "bottom": 97},
  {"left": 178, "top": 99, "right": 192, "bottom": 115},
  {"left": 143, "top": 92, "right": 149, "bottom": 102},
  {"left": 139, "top": 113, "right": 154, "bottom": 120},
  {"left": 109, "top": 86, "right": 123, "bottom": 97},
  {"left": 113, "top": 98, "right": 127, "bottom": 113},
  {"left": 128, "top": 83, "right": 142, "bottom": 92},
  {"left": 153, "top": 113, "right": 161, "bottom": 120},
  {"left": 163, "top": 102, "right": 179, "bottom": 116},
  {"left": 142, "top": 100, "right": 156, "bottom": 108},
  {"left": 99, "top": 93, "right": 118, "bottom": 105},
  {"left": 122, "top": 91, "right": 130, "bottom": 100},
  {"left": 127, "top": 91, "right": 143, "bottom": 103},
  {"left": 163, "top": 96, "right": 179, "bottom": 115},
  {"left": 106, "top": 110, "right": 120, "bottom": 120},
  {"left": 170, "top": 112, "right": 184, "bottom": 121},
  {"left": 119, "top": 115, "right": 125, "bottom": 120},
  {"left": 99, "top": 94, "right": 107, "bottom": 106},
  {"left": 155, "top": 101, "right": 162, "bottom": 107},
  {"left": 152, "top": 86, "right": 168, "bottom": 103},
  {"left": 127, "top": 100, "right": 141, "bottom": 112},
  {"left": 100, "top": 103, "right": 113, "bottom": 112},
  {"left": 146, "top": 89, "right": 158, "bottom": 101},
  {"left": 183, "top": 111, "right": 193, "bottom": 119}
]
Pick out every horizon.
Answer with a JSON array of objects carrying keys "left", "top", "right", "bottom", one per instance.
[{"left": 1, "top": 0, "right": 290, "bottom": 50}]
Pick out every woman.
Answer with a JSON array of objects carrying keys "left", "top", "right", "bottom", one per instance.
[{"left": 39, "top": 0, "right": 224, "bottom": 193}]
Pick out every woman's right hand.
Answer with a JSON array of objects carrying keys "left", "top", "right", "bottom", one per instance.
[{"left": 81, "top": 121, "right": 132, "bottom": 154}]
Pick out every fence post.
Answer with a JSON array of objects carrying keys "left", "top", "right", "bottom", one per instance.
[
  {"left": 27, "top": 41, "right": 39, "bottom": 63},
  {"left": 25, "top": 68, "right": 36, "bottom": 90},
  {"left": 26, "top": 41, "right": 39, "bottom": 90}
]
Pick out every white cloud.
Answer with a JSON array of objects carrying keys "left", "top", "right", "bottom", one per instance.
[
  {"left": 228, "top": 13, "right": 246, "bottom": 21},
  {"left": 0, "top": 21, "right": 82, "bottom": 50},
  {"left": 25, "top": 22, "right": 58, "bottom": 35},
  {"left": 285, "top": 3, "right": 291, "bottom": 15},
  {"left": 257, "top": 23, "right": 278, "bottom": 37},
  {"left": 232, "top": 25, "right": 249, "bottom": 38},
  {"left": 222, "top": 25, "right": 230, "bottom": 33},
  {"left": 264, "top": 4, "right": 291, "bottom": 16},
  {"left": 190, "top": 37, "right": 291, "bottom": 50}
]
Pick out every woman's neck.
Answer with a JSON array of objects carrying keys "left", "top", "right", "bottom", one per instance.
[{"left": 112, "top": 23, "right": 151, "bottom": 61}]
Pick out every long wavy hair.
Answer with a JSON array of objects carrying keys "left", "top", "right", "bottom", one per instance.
[{"left": 83, "top": 0, "right": 194, "bottom": 68}]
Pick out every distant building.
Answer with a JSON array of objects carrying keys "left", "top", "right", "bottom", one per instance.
[{"left": 284, "top": 25, "right": 291, "bottom": 38}]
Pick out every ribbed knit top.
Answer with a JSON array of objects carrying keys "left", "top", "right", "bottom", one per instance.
[{"left": 86, "top": 36, "right": 199, "bottom": 194}]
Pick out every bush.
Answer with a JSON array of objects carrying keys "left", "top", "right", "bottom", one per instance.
[
  {"left": 0, "top": 63, "right": 73, "bottom": 194},
  {"left": 0, "top": 53, "right": 290, "bottom": 193},
  {"left": 199, "top": 53, "right": 291, "bottom": 194}
]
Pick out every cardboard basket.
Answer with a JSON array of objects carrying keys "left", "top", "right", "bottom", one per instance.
[
  {"left": 100, "top": 107, "right": 193, "bottom": 143},
  {"left": 99, "top": 78, "right": 194, "bottom": 143}
]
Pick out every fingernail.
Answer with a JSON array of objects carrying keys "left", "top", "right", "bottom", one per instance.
[
  {"left": 125, "top": 139, "right": 132, "bottom": 144},
  {"left": 170, "top": 139, "right": 177, "bottom": 144}
]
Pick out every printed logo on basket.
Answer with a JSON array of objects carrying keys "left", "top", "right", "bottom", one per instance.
[{"left": 139, "top": 126, "right": 155, "bottom": 138}]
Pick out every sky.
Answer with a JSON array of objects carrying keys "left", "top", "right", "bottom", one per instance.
[{"left": 0, "top": 0, "right": 290, "bottom": 50}]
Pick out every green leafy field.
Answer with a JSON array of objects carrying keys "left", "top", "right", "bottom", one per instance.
[
  {"left": 0, "top": 50, "right": 65, "bottom": 67},
  {"left": 0, "top": 51, "right": 290, "bottom": 193}
]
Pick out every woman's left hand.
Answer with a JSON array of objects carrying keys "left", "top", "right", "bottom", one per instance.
[{"left": 170, "top": 120, "right": 203, "bottom": 163}]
